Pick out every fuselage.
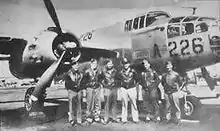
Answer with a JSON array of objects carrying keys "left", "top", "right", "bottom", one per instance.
[
  {"left": 9, "top": 11, "right": 220, "bottom": 79},
  {"left": 81, "top": 13, "right": 220, "bottom": 75},
  {"left": 129, "top": 15, "right": 220, "bottom": 75}
]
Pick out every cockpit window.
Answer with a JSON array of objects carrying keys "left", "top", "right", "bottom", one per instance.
[
  {"left": 195, "top": 22, "right": 208, "bottom": 33},
  {"left": 133, "top": 17, "right": 139, "bottom": 30},
  {"left": 182, "top": 23, "right": 194, "bottom": 35},
  {"left": 124, "top": 19, "right": 133, "bottom": 32},
  {"left": 147, "top": 11, "right": 171, "bottom": 18},
  {"left": 169, "top": 17, "right": 185, "bottom": 23},
  {"left": 167, "top": 24, "right": 180, "bottom": 38},
  {"left": 146, "top": 17, "right": 156, "bottom": 27},
  {"left": 183, "top": 16, "right": 198, "bottom": 22},
  {"left": 139, "top": 15, "right": 145, "bottom": 29},
  {"left": 198, "top": 17, "right": 216, "bottom": 21}
]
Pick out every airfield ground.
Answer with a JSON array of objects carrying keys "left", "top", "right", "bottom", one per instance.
[{"left": 0, "top": 84, "right": 220, "bottom": 131}]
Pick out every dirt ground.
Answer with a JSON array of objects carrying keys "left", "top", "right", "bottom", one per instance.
[{"left": 0, "top": 85, "right": 220, "bottom": 131}]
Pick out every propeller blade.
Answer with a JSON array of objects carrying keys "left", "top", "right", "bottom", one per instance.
[
  {"left": 43, "top": 0, "right": 62, "bottom": 35},
  {"left": 200, "top": 67, "right": 217, "bottom": 91},
  {"left": 31, "top": 51, "right": 66, "bottom": 100}
]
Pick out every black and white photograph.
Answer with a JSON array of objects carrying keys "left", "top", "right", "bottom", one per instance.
[{"left": 0, "top": 0, "right": 220, "bottom": 131}]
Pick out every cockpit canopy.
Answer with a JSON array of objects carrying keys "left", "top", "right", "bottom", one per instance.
[
  {"left": 124, "top": 11, "right": 171, "bottom": 32},
  {"left": 167, "top": 16, "right": 218, "bottom": 38}
]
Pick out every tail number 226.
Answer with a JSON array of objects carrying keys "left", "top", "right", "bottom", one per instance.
[{"left": 168, "top": 37, "right": 204, "bottom": 57}]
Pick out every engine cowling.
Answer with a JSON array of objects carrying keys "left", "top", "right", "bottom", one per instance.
[
  {"left": 16, "top": 27, "right": 82, "bottom": 78},
  {"left": 48, "top": 27, "right": 81, "bottom": 59}
]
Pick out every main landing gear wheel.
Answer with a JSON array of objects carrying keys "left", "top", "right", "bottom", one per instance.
[
  {"left": 24, "top": 87, "right": 35, "bottom": 112},
  {"left": 180, "top": 95, "right": 202, "bottom": 120},
  {"left": 24, "top": 87, "right": 45, "bottom": 118}
]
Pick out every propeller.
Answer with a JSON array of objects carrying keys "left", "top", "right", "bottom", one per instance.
[
  {"left": 43, "top": 0, "right": 63, "bottom": 35},
  {"left": 43, "top": 0, "right": 81, "bottom": 58},
  {"left": 31, "top": 51, "right": 66, "bottom": 100},
  {"left": 29, "top": 0, "right": 82, "bottom": 101}
]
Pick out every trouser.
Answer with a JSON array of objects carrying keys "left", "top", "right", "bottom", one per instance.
[
  {"left": 120, "top": 87, "right": 139, "bottom": 122},
  {"left": 103, "top": 87, "right": 118, "bottom": 121},
  {"left": 164, "top": 92, "right": 181, "bottom": 120},
  {"left": 142, "top": 88, "right": 160, "bottom": 118},
  {"left": 67, "top": 89, "right": 82, "bottom": 123},
  {"left": 86, "top": 87, "right": 101, "bottom": 120}
]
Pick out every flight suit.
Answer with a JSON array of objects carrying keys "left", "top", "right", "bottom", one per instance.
[
  {"left": 139, "top": 68, "right": 160, "bottom": 120},
  {"left": 65, "top": 69, "right": 83, "bottom": 124},
  {"left": 118, "top": 68, "right": 139, "bottom": 122},
  {"left": 83, "top": 68, "right": 102, "bottom": 122},
  {"left": 99, "top": 67, "right": 118, "bottom": 122},
  {"left": 161, "top": 71, "right": 182, "bottom": 122}
]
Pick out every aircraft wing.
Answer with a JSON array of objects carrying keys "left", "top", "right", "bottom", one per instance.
[
  {"left": 0, "top": 36, "right": 27, "bottom": 60},
  {"left": 0, "top": 37, "right": 14, "bottom": 55}
]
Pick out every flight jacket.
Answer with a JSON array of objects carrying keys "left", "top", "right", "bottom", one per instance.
[
  {"left": 117, "top": 68, "right": 138, "bottom": 89},
  {"left": 65, "top": 69, "right": 83, "bottom": 92},
  {"left": 140, "top": 68, "right": 160, "bottom": 91},
  {"left": 161, "top": 70, "right": 182, "bottom": 94}
]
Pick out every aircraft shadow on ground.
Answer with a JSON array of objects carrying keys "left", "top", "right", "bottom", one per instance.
[
  {"left": 0, "top": 99, "right": 146, "bottom": 127},
  {"left": 0, "top": 98, "right": 69, "bottom": 127},
  {"left": 1, "top": 98, "right": 220, "bottom": 128}
]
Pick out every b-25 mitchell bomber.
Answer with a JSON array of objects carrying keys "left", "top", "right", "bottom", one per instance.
[{"left": 0, "top": 0, "right": 220, "bottom": 120}]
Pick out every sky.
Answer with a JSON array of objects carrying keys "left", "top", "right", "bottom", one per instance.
[
  {"left": 0, "top": 0, "right": 219, "bottom": 37},
  {"left": 0, "top": 0, "right": 214, "bottom": 9}
]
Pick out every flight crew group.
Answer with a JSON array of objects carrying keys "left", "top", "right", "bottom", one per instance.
[{"left": 64, "top": 57, "right": 183, "bottom": 126}]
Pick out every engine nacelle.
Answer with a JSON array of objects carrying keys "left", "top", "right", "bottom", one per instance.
[
  {"left": 48, "top": 27, "right": 81, "bottom": 59},
  {"left": 15, "top": 27, "right": 81, "bottom": 78}
]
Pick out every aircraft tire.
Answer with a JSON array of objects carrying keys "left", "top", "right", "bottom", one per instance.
[
  {"left": 180, "top": 95, "right": 202, "bottom": 120},
  {"left": 24, "top": 87, "right": 45, "bottom": 116}
]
